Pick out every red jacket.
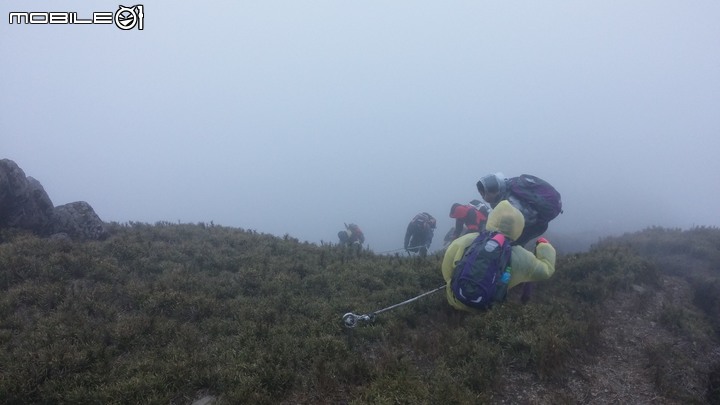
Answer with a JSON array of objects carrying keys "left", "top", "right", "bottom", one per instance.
[{"left": 450, "top": 204, "right": 487, "bottom": 237}]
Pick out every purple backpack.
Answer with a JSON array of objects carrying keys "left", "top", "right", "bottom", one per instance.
[
  {"left": 450, "top": 231, "right": 512, "bottom": 310},
  {"left": 508, "top": 174, "right": 563, "bottom": 222}
]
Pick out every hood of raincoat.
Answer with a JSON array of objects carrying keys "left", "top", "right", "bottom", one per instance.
[{"left": 485, "top": 200, "right": 524, "bottom": 242}]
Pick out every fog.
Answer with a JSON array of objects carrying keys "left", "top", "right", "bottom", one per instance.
[{"left": 2, "top": 1, "right": 719, "bottom": 253}]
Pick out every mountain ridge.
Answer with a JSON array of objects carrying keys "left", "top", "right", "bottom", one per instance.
[{"left": 0, "top": 223, "right": 718, "bottom": 403}]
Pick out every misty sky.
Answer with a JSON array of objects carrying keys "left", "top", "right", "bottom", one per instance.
[{"left": 2, "top": 1, "right": 719, "bottom": 253}]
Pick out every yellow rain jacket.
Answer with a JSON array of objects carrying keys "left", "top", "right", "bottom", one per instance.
[{"left": 441, "top": 200, "right": 556, "bottom": 312}]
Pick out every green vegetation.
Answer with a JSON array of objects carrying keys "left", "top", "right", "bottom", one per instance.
[{"left": 0, "top": 223, "right": 718, "bottom": 403}]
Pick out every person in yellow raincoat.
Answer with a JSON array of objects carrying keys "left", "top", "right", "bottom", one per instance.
[{"left": 441, "top": 200, "right": 557, "bottom": 312}]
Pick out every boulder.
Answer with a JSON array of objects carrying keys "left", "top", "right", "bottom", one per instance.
[
  {"left": 0, "top": 159, "right": 54, "bottom": 232},
  {"left": 0, "top": 158, "right": 107, "bottom": 240},
  {"left": 51, "top": 201, "right": 108, "bottom": 241}
]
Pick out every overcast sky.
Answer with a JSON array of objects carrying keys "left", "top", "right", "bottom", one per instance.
[{"left": 2, "top": 1, "right": 718, "bottom": 253}]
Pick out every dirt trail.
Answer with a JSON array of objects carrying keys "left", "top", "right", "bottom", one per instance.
[{"left": 498, "top": 275, "right": 717, "bottom": 404}]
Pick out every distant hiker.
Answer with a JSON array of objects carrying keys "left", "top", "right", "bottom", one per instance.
[
  {"left": 449, "top": 202, "right": 488, "bottom": 241},
  {"left": 338, "top": 223, "right": 365, "bottom": 246},
  {"left": 442, "top": 201, "right": 489, "bottom": 248},
  {"left": 404, "top": 212, "right": 437, "bottom": 258},
  {"left": 476, "top": 173, "right": 562, "bottom": 247},
  {"left": 441, "top": 200, "right": 557, "bottom": 312}
]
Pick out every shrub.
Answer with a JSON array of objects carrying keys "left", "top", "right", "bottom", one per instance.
[{"left": 0, "top": 224, "right": 718, "bottom": 402}]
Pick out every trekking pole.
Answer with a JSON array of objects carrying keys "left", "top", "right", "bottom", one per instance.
[{"left": 342, "top": 284, "right": 445, "bottom": 328}]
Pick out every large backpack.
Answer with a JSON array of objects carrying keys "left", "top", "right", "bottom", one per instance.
[
  {"left": 450, "top": 231, "right": 512, "bottom": 310},
  {"left": 412, "top": 212, "right": 436, "bottom": 229},
  {"left": 508, "top": 174, "right": 563, "bottom": 222}
]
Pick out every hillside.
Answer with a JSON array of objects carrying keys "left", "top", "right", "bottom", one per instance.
[{"left": 0, "top": 223, "right": 719, "bottom": 404}]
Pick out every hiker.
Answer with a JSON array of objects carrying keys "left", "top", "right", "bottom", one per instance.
[
  {"left": 441, "top": 200, "right": 557, "bottom": 312},
  {"left": 443, "top": 200, "right": 489, "bottom": 248},
  {"left": 476, "top": 173, "right": 562, "bottom": 247},
  {"left": 448, "top": 202, "right": 488, "bottom": 241},
  {"left": 338, "top": 223, "right": 364, "bottom": 246},
  {"left": 404, "top": 212, "right": 436, "bottom": 258}
]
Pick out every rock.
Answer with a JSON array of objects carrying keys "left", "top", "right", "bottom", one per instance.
[
  {"left": 191, "top": 395, "right": 216, "bottom": 405},
  {"left": 49, "top": 232, "right": 71, "bottom": 241},
  {"left": 51, "top": 201, "right": 108, "bottom": 241},
  {"left": 631, "top": 284, "right": 646, "bottom": 294},
  {"left": 0, "top": 159, "right": 54, "bottom": 232},
  {"left": 0, "top": 159, "right": 107, "bottom": 240}
]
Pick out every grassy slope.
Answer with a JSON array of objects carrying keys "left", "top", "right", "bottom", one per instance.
[{"left": 0, "top": 223, "right": 718, "bottom": 404}]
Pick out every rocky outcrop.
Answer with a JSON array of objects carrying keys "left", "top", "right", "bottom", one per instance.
[
  {"left": 0, "top": 159, "right": 107, "bottom": 240},
  {"left": 0, "top": 160, "right": 54, "bottom": 232},
  {"left": 51, "top": 201, "right": 108, "bottom": 240}
]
